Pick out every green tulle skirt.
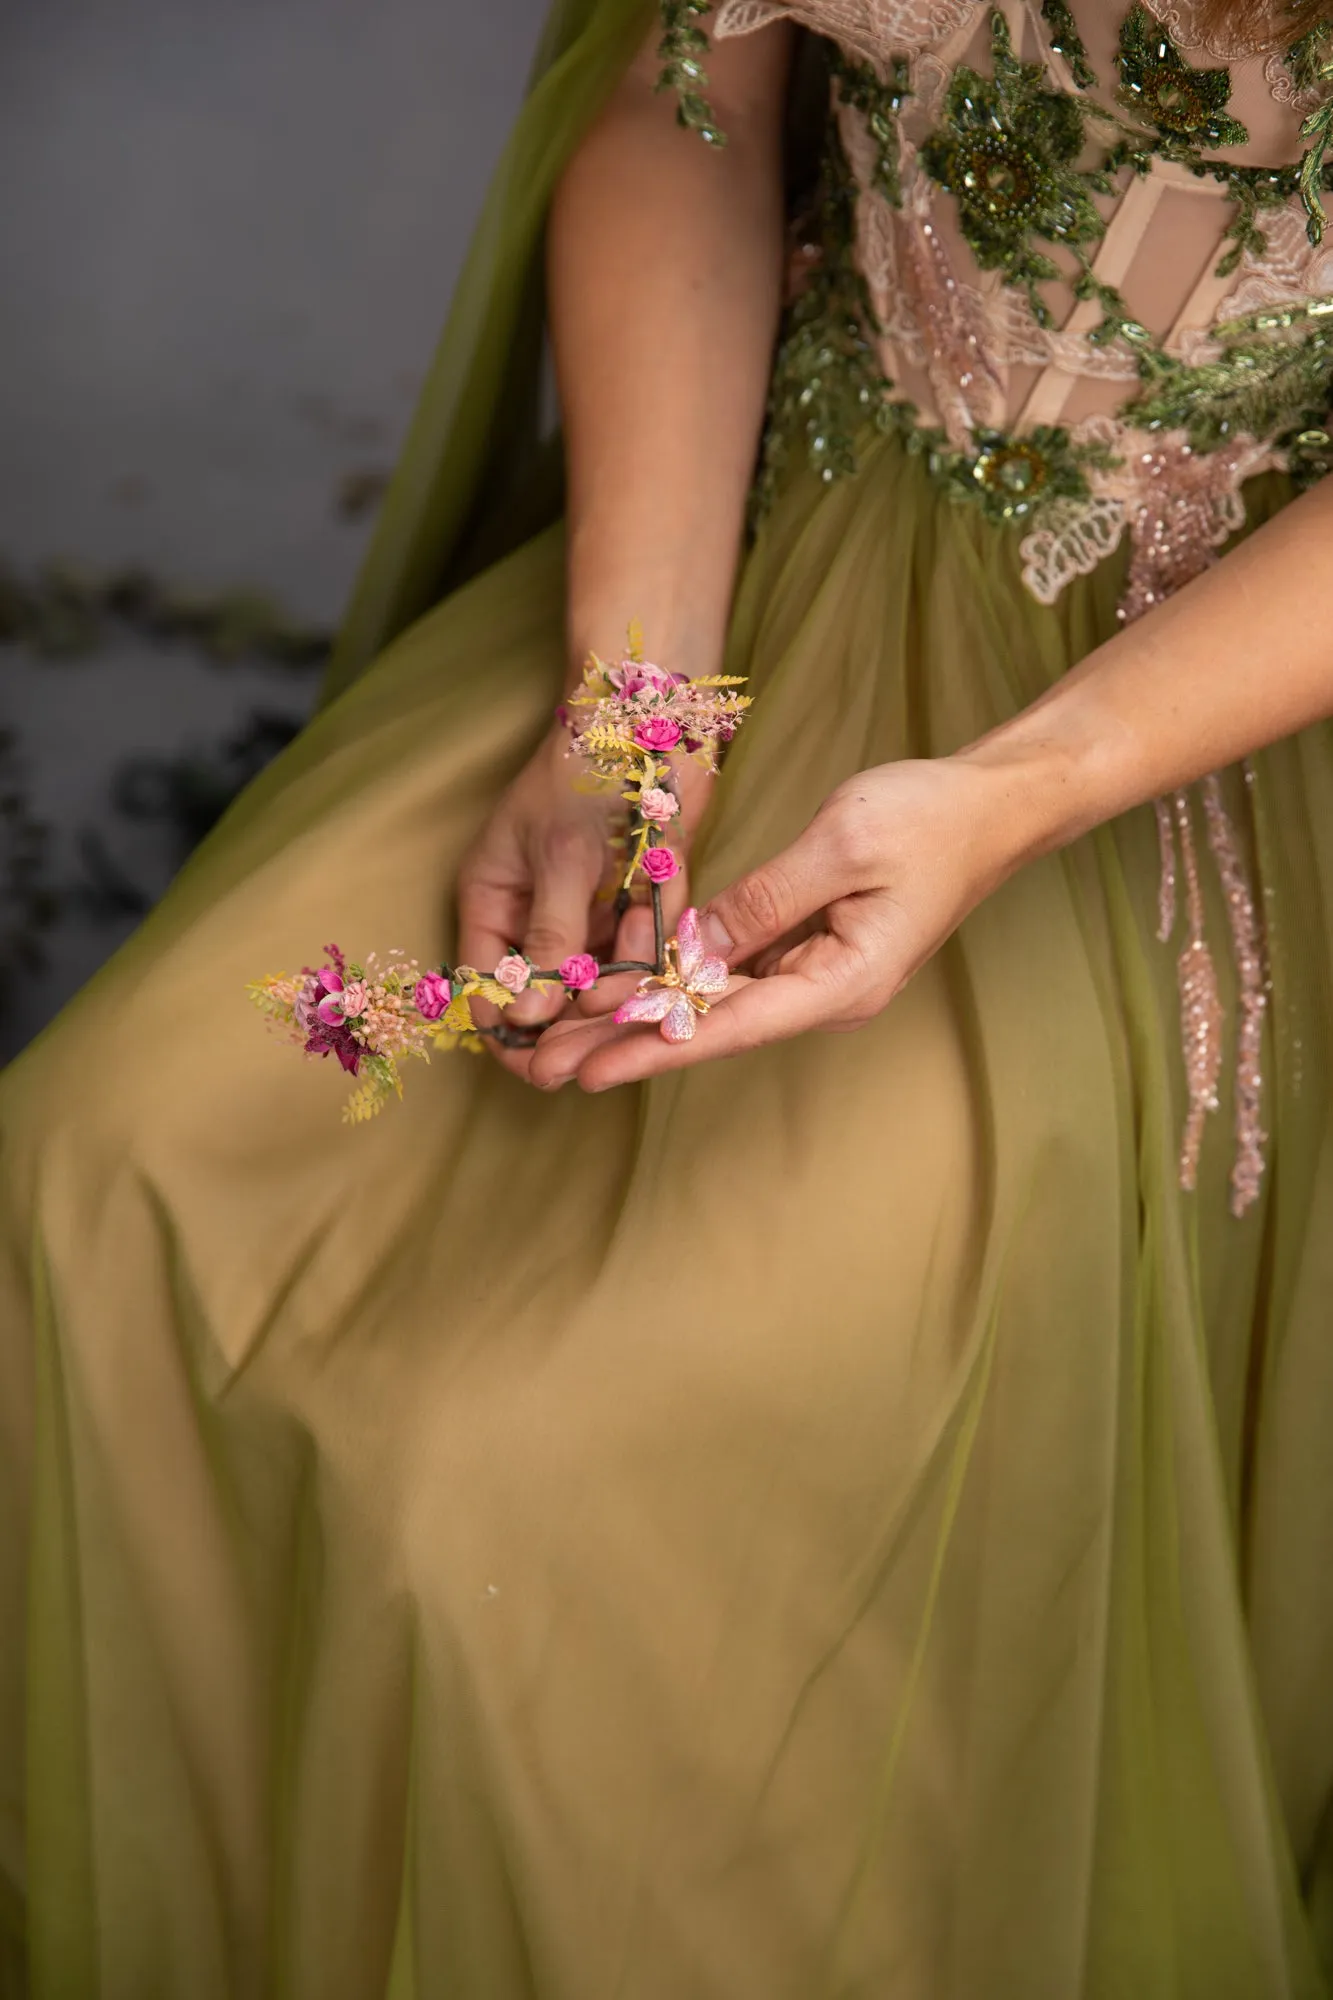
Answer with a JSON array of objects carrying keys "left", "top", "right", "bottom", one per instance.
[{"left": 3, "top": 433, "right": 1333, "bottom": 1998}]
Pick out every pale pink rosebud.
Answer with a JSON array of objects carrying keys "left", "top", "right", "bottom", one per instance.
[
  {"left": 639, "top": 787, "right": 680, "bottom": 824},
  {"left": 338, "top": 979, "right": 369, "bottom": 1019},
  {"left": 494, "top": 953, "right": 531, "bottom": 995}
]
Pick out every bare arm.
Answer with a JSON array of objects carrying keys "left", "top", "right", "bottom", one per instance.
[
  {"left": 456, "top": 23, "right": 792, "bottom": 1069},
  {"left": 961, "top": 476, "right": 1333, "bottom": 858},
  {"left": 550, "top": 24, "right": 793, "bottom": 686}
]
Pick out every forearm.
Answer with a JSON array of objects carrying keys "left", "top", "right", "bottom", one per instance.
[
  {"left": 960, "top": 476, "right": 1333, "bottom": 866},
  {"left": 549, "top": 27, "right": 791, "bottom": 690}
]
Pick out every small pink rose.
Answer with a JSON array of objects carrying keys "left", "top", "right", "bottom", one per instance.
[
  {"left": 559, "top": 953, "right": 600, "bottom": 992},
  {"left": 337, "top": 979, "right": 368, "bottom": 1019},
  {"left": 640, "top": 845, "right": 680, "bottom": 884},
  {"left": 494, "top": 953, "right": 531, "bottom": 995},
  {"left": 414, "top": 972, "right": 453, "bottom": 1021},
  {"left": 633, "top": 717, "right": 682, "bottom": 753},
  {"left": 639, "top": 786, "right": 680, "bottom": 824}
]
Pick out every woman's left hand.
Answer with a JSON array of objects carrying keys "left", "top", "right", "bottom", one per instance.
[{"left": 528, "top": 754, "right": 1034, "bottom": 1092}]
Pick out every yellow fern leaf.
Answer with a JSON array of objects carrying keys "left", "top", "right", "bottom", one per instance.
[
  {"left": 627, "top": 617, "right": 645, "bottom": 664},
  {"left": 470, "top": 978, "right": 515, "bottom": 1009},
  {"left": 246, "top": 980, "right": 296, "bottom": 1022},
  {"left": 342, "top": 1078, "right": 388, "bottom": 1123},
  {"left": 442, "top": 994, "right": 475, "bottom": 1034},
  {"left": 577, "top": 724, "right": 633, "bottom": 754},
  {"left": 430, "top": 1026, "right": 486, "bottom": 1055}
]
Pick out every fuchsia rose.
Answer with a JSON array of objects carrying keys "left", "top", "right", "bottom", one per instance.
[
  {"left": 413, "top": 971, "right": 454, "bottom": 1021},
  {"left": 559, "top": 953, "right": 600, "bottom": 992},
  {"left": 633, "top": 717, "right": 682, "bottom": 753},
  {"left": 639, "top": 786, "right": 680, "bottom": 824},
  {"left": 494, "top": 953, "right": 531, "bottom": 995},
  {"left": 640, "top": 845, "right": 680, "bottom": 884}
]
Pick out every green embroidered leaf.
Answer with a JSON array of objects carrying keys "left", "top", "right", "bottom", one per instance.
[
  {"left": 920, "top": 11, "right": 1107, "bottom": 326},
  {"left": 1040, "top": 0, "right": 1097, "bottom": 92},
  {"left": 1117, "top": 3, "right": 1249, "bottom": 159},
  {"left": 829, "top": 50, "right": 911, "bottom": 208},
  {"left": 656, "top": 1, "right": 726, "bottom": 146},
  {"left": 1129, "top": 311, "right": 1333, "bottom": 452}
]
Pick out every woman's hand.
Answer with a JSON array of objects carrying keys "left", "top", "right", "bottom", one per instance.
[
  {"left": 527, "top": 756, "right": 1034, "bottom": 1092},
  {"left": 456, "top": 726, "right": 714, "bottom": 1080}
]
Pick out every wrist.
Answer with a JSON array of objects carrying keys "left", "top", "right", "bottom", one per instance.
[
  {"left": 952, "top": 668, "right": 1153, "bottom": 870},
  {"left": 948, "top": 722, "right": 1118, "bottom": 877},
  {"left": 564, "top": 604, "right": 727, "bottom": 698}
]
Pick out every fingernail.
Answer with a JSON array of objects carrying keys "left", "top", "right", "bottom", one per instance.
[{"left": 700, "top": 908, "right": 733, "bottom": 958}]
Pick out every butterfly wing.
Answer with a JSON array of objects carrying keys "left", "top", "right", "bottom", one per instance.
[
  {"left": 675, "top": 906, "right": 703, "bottom": 980},
  {"left": 674, "top": 907, "right": 728, "bottom": 998},
  {"left": 688, "top": 955, "right": 728, "bottom": 998},
  {"left": 613, "top": 985, "right": 676, "bottom": 1026},
  {"left": 660, "top": 996, "right": 697, "bottom": 1044}
]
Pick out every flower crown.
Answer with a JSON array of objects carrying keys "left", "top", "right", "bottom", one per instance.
[{"left": 248, "top": 626, "right": 750, "bottom": 1119}]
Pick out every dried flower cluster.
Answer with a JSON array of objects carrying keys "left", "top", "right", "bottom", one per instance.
[
  {"left": 563, "top": 624, "right": 749, "bottom": 886},
  {"left": 247, "top": 627, "right": 748, "bottom": 1113}
]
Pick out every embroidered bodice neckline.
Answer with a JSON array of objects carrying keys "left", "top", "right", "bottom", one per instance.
[{"left": 700, "top": 0, "right": 1333, "bottom": 622}]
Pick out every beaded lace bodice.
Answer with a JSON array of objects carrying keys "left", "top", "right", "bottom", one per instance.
[{"left": 701, "top": 0, "right": 1333, "bottom": 614}]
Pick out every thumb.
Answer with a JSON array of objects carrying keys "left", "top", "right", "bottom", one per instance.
[{"left": 697, "top": 819, "right": 848, "bottom": 967}]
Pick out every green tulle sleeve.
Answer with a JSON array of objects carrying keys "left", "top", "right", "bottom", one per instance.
[{"left": 320, "top": 0, "right": 657, "bottom": 706}]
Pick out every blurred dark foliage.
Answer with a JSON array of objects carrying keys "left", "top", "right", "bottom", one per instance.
[
  {"left": 0, "top": 557, "right": 330, "bottom": 666},
  {"left": 75, "top": 710, "right": 308, "bottom": 918},
  {"left": 0, "top": 729, "right": 59, "bottom": 1008},
  {"left": 0, "top": 558, "right": 329, "bottom": 1018}
]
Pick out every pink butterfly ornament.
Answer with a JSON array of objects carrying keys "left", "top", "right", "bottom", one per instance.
[{"left": 613, "top": 907, "right": 730, "bottom": 1044}]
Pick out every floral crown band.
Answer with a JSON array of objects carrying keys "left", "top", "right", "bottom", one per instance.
[{"left": 248, "top": 626, "right": 750, "bottom": 1120}]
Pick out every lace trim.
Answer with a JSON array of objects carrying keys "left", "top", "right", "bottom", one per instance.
[
  {"left": 713, "top": 0, "right": 981, "bottom": 58},
  {"left": 1017, "top": 419, "right": 1273, "bottom": 608},
  {"left": 1018, "top": 491, "right": 1128, "bottom": 604},
  {"left": 1141, "top": 0, "right": 1273, "bottom": 63}
]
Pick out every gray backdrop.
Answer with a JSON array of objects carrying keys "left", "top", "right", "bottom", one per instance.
[{"left": 1, "top": 0, "right": 549, "bottom": 1057}]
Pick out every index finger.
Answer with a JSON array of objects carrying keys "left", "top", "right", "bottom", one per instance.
[{"left": 540, "top": 969, "right": 838, "bottom": 1093}]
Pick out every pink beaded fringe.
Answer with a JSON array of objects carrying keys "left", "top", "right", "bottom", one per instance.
[
  {"left": 1168, "top": 790, "right": 1224, "bottom": 1195},
  {"left": 1153, "top": 769, "right": 1268, "bottom": 1218},
  {"left": 1200, "top": 769, "right": 1268, "bottom": 1217}
]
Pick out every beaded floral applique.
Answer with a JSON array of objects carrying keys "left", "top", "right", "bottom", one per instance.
[
  {"left": 1116, "top": 2, "right": 1249, "bottom": 161},
  {"left": 919, "top": 13, "right": 1111, "bottom": 324}
]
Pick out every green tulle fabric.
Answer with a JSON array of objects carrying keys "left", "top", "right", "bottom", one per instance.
[{"left": 4, "top": 3, "right": 1333, "bottom": 1995}]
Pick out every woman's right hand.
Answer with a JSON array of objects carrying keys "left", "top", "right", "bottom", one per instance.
[{"left": 455, "top": 726, "right": 711, "bottom": 1080}]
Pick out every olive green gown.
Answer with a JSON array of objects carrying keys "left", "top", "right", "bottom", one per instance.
[{"left": 3, "top": 1, "right": 1333, "bottom": 1994}]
